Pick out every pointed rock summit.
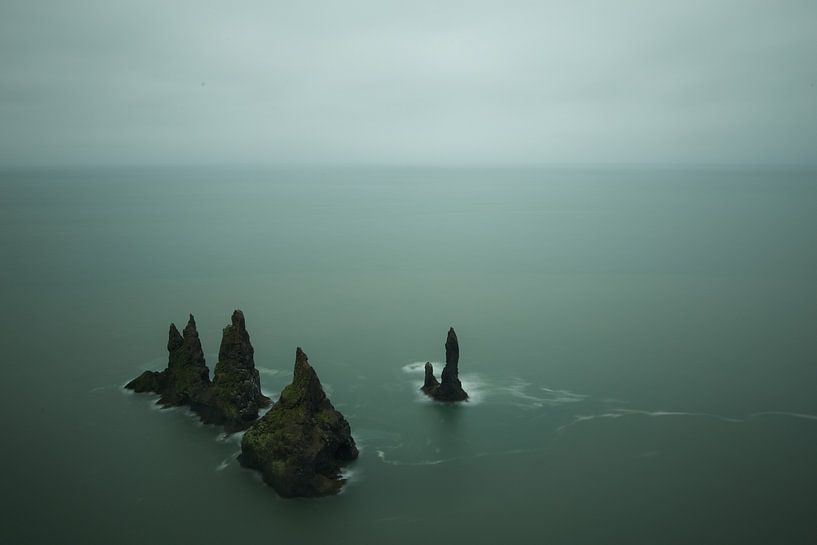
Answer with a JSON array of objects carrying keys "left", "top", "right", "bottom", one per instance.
[
  {"left": 421, "top": 327, "right": 468, "bottom": 402},
  {"left": 125, "top": 315, "right": 211, "bottom": 406},
  {"left": 421, "top": 362, "right": 439, "bottom": 393},
  {"left": 239, "top": 347, "right": 358, "bottom": 498},
  {"left": 207, "top": 310, "right": 271, "bottom": 430},
  {"left": 126, "top": 310, "right": 269, "bottom": 431}
]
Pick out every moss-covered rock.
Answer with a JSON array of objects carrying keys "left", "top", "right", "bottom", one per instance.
[
  {"left": 125, "top": 315, "right": 211, "bottom": 406},
  {"left": 239, "top": 347, "right": 358, "bottom": 498},
  {"left": 205, "top": 310, "right": 270, "bottom": 431},
  {"left": 422, "top": 327, "right": 468, "bottom": 402},
  {"left": 125, "top": 310, "right": 270, "bottom": 432}
]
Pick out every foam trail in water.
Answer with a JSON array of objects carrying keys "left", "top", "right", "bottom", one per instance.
[
  {"left": 402, "top": 361, "right": 436, "bottom": 374},
  {"left": 339, "top": 467, "right": 361, "bottom": 486},
  {"left": 748, "top": 411, "right": 817, "bottom": 421},
  {"left": 216, "top": 431, "right": 246, "bottom": 445},
  {"left": 404, "top": 361, "right": 587, "bottom": 409},
  {"left": 615, "top": 408, "right": 743, "bottom": 422},
  {"left": 557, "top": 408, "right": 746, "bottom": 433},
  {"left": 90, "top": 383, "right": 121, "bottom": 393},
  {"left": 376, "top": 446, "right": 548, "bottom": 467}
]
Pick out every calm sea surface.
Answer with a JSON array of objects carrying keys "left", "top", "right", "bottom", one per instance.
[{"left": 1, "top": 166, "right": 816, "bottom": 544}]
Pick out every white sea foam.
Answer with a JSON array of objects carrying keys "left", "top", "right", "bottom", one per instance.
[
  {"left": 404, "top": 360, "right": 587, "bottom": 409},
  {"left": 215, "top": 431, "right": 245, "bottom": 445},
  {"left": 353, "top": 429, "right": 402, "bottom": 455},
  {"left": 557, "top": 408, "right": 745, "bottom": 433},
  {"left": 377, "top": 455, "right": 445, "bottom": 467},
  {"left": 557, "top": 412, "right": 624, "bottom": 432},
  {"left": 402, "top": 361, "right": 439, "bottom": 374},
  {"left": 336, "top": 467, "right": 362, "bottom": 495},
  {"left": 340, "top": 466, "right": 361, "bottom": 483},
  {"left": 614, "top": 408, "right": 743, "bottom": 423},
  {"left": 503, "top": 379, "right": 574, "bottom": 408},
  {"left": 458, "top": 373, "right": 487, "bottom": 405},
  {"left": 148, "top": 399, "right": 171, "bottom": 411},
  {"left": 258, "top": 367, "right": 280, "bottom": 377},
  {"left": 748, "top": 411, "right": 817, "bottom": 421},
  {"left": 260, "top": 389, "right": 279, "bottom": 401},
  {"left": 376, "top": 446, "right": 548, "bottom": 467}
]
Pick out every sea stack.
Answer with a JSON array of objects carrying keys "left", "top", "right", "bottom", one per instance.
[
  {"left": 421, "top": 327, "right": 468, "bottom": 402},
  {"left": 125, "top": 315, "right": 211, "bottom": 406},
  {"left": 239, "top": 347, "right": 358, "bottom": 498},
  {"left": 207, "top": 310, "right": 271, "bottom": 430},
  {"left": 421, "top": 362, "right": 439, "bottom": 393}
]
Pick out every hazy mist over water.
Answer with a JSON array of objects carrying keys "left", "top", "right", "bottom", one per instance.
[{"left": 1, "top": 1, "right": 816, "bottom": 166}]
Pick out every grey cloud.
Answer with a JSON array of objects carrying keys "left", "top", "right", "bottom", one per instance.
[{"left": 1, "top": 0, "right": 815, "bottom": 165}]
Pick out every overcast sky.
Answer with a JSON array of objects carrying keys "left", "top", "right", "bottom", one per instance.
[{"left": 1, "top": 0, "right": 815, "bottom": 166}]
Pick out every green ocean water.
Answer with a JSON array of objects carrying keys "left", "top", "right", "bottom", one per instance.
[{"left": 1, "top": 166, "right": 816, "bottom": 544}]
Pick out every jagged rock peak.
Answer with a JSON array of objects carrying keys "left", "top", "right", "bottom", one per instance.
[
  {"left": 173, "top": 314, "right": 206, "bottom": 370},
  {"left": 230, "top": 309, "right": 246, "bottom": 331},
  {"left": 445, "top": 327, "right": 459, "bottom": 368},
  {"left": 422, "top": 327, "right": 468, "bottom": 402},
  {"left": 167, "top": 323, "right": 183, "bottom": 352},
  {"left": 126, "top": 313, "right": 211, "bottom": 405},
  {"left": 209, "top": 309, "right": 270, "bottom": 430},
  {"left": 295, "top": 345, "right": 309, "bottom": 367},
  {"left": 422, "top": 362, "right": 440, "bottom": 393},
  {"left": 183, "top": 314, "right": 197, "bottom": 335},
  {"left": 284, "top": 347, "right": 328, "bottom": 411},
  {"left": 218, "top": 309, "right": 254, "bottom": 369}
]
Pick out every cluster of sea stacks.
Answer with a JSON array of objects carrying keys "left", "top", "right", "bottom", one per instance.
[
  {"left": 126, "top": 310, "right": 467, "bottom": 498},
  {"left": 125, "top": 311, "right": 269, "bottom": 432}
]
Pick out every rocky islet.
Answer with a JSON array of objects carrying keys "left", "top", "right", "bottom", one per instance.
[
  {"left": 421, "top": 327, "right": 469, "bottom": 402},
  {"left": 127, "top": 317, "right": 467, "bottom": 497}
]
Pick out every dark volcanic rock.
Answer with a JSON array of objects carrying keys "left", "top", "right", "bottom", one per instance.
[
  {"left": 422, "top": 327, "right": 468, "bottom": 402},
  {"left": 125, "top": 310, "right": 270, "bottom": 432},
  {"left": 207, "top": 310, "right": 271, "bottom": 431},
  {"left": 239, "top": 347, "right": 358, "bottom": 498},
  {"left": 125, "top": 315, "right": 211, "bottom": 406},
  {"left": 421, "top": 362, "right": 439, "bottom": 393}
]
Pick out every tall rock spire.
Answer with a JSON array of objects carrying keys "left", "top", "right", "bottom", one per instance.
[
  {"left": 210, "top": 310, "right": 271, "bottom": 430},
  {"left": 125, "top": 314, "right": 211, "bottom": 406},
  {"left": 421, "top": 361, "right": 440, "bottom": 393},
  {"left": 126, "top": 310, "right": 271, "bottom": 432},
  {"left": 421, "top": 327, "right": 468, "bottom": 402},
  {"left": 280, "top": 347, "right": 328, "bottom": 411}
]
